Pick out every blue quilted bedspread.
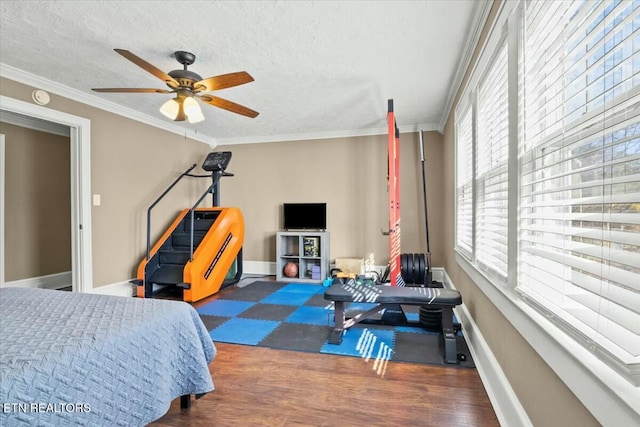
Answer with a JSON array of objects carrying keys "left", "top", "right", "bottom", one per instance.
[{"left": 0, "top": 287, "right": 215, "bottom": 426}]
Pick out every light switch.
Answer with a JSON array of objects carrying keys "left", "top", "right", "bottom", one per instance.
[{"left": 93, "top": 194, "right": 101, "bottom": 206}]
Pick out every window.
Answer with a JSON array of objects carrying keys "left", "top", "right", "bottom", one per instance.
[
  {"left": 454, "top": 0, "right": 639, "bottom": 382},
  {"left": 456, "top": 103, "right": 474, "bottom": 257},
  {"left": 519, "top": 0, "right": 640, "bottom": 368},
  {"left": 476, "top": 40, "right": 509, "bottom": 280}
]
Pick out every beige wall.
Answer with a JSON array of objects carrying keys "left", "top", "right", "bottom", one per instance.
[
  {"left": 1, "top": 123, "right": 71, "bottom": 281},
  {"left": 439, "top": 1, "right": 598, "bottom": 426},
  {"left": 1, "top": 77, "right": 212, "bottom": 287},
  {"left": 219, "top": 130, "right": 444, "bottom": 269}
]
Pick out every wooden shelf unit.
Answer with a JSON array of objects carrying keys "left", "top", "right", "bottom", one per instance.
[{"left": 276, "top": 231, "right": 329, "bottom": 282}]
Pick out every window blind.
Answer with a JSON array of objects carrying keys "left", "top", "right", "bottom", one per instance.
[
  {"left": 519, "top": 0, "right": 640, "bottom": 365},
  {"left": 476, "top": 40, "right": 509, "bottom": 279},
  {"left": 456, "top": 104, "right": 474, "bottom": 257}
]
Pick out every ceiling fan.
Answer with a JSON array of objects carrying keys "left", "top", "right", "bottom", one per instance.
[{"left": 92, "top": 49, "right": 259, "bottom": 123}]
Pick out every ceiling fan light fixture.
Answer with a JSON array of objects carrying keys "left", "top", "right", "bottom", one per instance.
[
  {"left": 160, "top": 96, "right": 204, "bottom": 123},
  {"left": 184, "top": 97, "right": 204, "bottom": 123},
  {"left": 160, "top": 98, "right": 180, "bottom": 120},
  {"left": 187, "top": 109, "right": 205, "bottom": 124}
]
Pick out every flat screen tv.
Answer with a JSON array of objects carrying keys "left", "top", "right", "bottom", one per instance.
[{"left": 283, "top": 203, "right": 327, "bottom": 230}]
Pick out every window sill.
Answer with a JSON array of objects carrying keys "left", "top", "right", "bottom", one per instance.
[{"left": 454, "top": 252, "right": 640, "bottom": 426}]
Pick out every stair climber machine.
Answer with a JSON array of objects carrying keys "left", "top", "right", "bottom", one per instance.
[{"left": 133, "top": 151, "right": 244, "bottom": 302}]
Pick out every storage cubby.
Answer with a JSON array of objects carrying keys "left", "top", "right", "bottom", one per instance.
[{"left": 276, "top": 231, "right": 329, "bottom": 282}]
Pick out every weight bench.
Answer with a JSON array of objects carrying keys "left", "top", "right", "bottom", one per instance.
[{"left": 324, "top": 282, "right": 463, "bottom": 364}]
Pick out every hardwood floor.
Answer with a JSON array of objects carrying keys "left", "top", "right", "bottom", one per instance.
[{"left": 150, "top": 343, "right": 498, "bottom": 426}]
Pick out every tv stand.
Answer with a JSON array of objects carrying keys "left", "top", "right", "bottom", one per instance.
[{"left": 276, "top": 231, "right": 329, "bottom": 283}]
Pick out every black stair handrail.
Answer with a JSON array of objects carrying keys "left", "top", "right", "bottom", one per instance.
[{"left": 146, "top": 164, "right": 197, "bottom": 261}]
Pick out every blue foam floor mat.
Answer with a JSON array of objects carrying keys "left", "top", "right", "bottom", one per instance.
[{"left": 197, "top": 281, "right": 474, "bottom": 367}]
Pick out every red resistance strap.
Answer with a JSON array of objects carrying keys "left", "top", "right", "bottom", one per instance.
[{"left": 387, "top": 100, "right": 403, "bottom": 286}]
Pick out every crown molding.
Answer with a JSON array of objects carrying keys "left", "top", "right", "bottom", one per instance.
[
  {"left": 0, "top": 63, "right": 217, "bottom": 147},
  {"left": 216, "top": 122, "right": 441, "bottom": 146},
  {"left": 439, "top": 0, "right": 493, "bottom": 130},
  {"left": 0, "top": 109, "right": 70, "bottom": 137}
]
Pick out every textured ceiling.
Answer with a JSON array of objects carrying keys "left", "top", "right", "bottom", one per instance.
[{"left": 0, "top": 0, "right": 486, "bottom": 145}]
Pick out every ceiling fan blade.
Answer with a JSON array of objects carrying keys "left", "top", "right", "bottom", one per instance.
[
  {"left": 92, "top": 88, "right": 172, "bottom": 93},
  {"left": 194, "top": 72, "right": 254, "bottom": 92},
  {"left": 199, "top": 95, "right": 259, "bottom": 118},
  {"left": 114, "top": 49, "right": 180, "bottom": 88}
]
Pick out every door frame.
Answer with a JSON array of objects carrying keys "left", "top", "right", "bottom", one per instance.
[{"left": 0, "top": 95, "right": 93, "bottom": 292}]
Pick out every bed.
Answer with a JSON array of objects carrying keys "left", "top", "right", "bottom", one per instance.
[{"left": 0, "top": 287, "right": 216, "bottom": 426}]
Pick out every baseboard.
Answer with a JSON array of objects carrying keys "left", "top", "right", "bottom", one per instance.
[
  {"left": 3, "top": 271, "right": 72, "bottom": 290},
  {"left": 442, "top": 269, "right": 532, "bottom": 427},
  {"left": 244, "top": 263, "right": 446, "bottom": 282},
  {"left": 243, "top": 261, "right": 276, "bottom": 276},
  {"left": 243, "top": 261, "right": 441, "bottom": 281},
  {"left": 88, "top": 264, "right": 279, "bottom": 298},
  {"left": 88, "top": 261, "right": 278, "bottom": 297},
  {"left": 89, "top": 280, "right": 136, "bottom": 297},
  {"left": 431, "top": 267, "right": 445, "bottom": 283},
  {"left": 87, "top": 265, "right": 445, "bottom": 298}
]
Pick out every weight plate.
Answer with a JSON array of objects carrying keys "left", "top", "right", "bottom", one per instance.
[
  {"left": 406, "top": 253, "right": 415, "bottom": 285},
  {"left": 400, "top": 253, "right": 409, "bottom": 283},
  {"left": 416, "top": 253, "right": 425, "bottom": 285},
  {"left": 408, "top": 253, "right": 416, "bottom": 285},
  {"left": 419, "top": 305, "right": 443, "bottom": 331}
]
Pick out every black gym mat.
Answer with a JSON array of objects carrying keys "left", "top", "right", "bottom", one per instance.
[{"left": 197, "top": 281, "right": 475, "bottom": 368}]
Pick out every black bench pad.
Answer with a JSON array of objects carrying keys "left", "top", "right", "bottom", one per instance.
[
  {"left": 324, "top": 282, "right": 462, "bottom": 306},
  {"left": 324, "top": 282, "right": 463, "bottom": 364}
]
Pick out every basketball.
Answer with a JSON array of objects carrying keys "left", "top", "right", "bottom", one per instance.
[{"left": 283, "top": 262, "right": 298, "bottom": 278}]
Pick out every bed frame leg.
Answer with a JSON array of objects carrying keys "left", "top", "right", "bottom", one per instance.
[{"left": 180, "top": 395, "right": 191, "bottom": 409}]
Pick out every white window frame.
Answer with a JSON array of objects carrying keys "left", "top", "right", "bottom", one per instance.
[{"left": 453, "top": 1, "right": 640, "bottom": 425}]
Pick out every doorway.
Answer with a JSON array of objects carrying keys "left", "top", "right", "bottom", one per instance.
[{"left": 0, "top": 95, "right": 93, "bottom": 292}]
